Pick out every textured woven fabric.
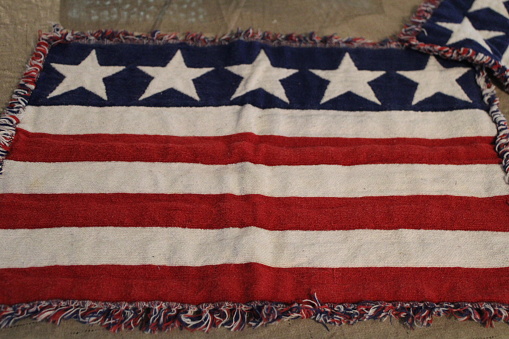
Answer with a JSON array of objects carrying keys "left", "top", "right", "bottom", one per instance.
[
  {"left": 406, "top": 0, "right": 509, "bottom": 92},
  {"left": 0, "top": 0, "right": 509, "bottom": 333}
]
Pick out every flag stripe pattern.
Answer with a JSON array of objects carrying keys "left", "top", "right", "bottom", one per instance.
[
  {"left": 9, "top": 130, "right": 499, "bottom": 165},
  {"left": 0, "top": 193, "right": 508, "bottom": 231},
  {"left": 405, "top": 0, "right": 509, "bottom": 95},
  {"left": 0, "top": 193, "right": 507, "bottom": 232},
  {"left": 1, "top": 20, "right": 509, "bottom": 332},
  {"left": 3, "top": 161, "right": 508, "bottom": 197},
  {"left": 1, "top": 227, "right": 509, "bottom": 269},
  {"left": 19, "top": 105, "right": 496, "bottom": 138},
  {"left": 2, "top": 265, "right": 509, "bottom": 306}
]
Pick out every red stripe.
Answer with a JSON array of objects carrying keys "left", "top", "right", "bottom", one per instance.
[
  {"left": 8, "top": 129, "right": 499, "bottom": 165},
  {"left": 1, "top": 193, "right": 508, "bottom": 231},
  {"left": 1, "top": 264, "right": 508, "bottom": 305}
]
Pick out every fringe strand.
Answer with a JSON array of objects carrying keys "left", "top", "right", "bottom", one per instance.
[{"left": 1, "top": 299, "right": 509, "bottom": 333}]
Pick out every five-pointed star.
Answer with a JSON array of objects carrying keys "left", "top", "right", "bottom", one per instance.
[
  {"left": 138, "top": 50, "right": 213, "bottom": 101},
  {"left": 48, "top": 50, "right": 124, "bottom": 100},
  {"left": 436, "top": 17, "right": 505, "bottom": 53},
  {"left": 397, "top": 56, "right": 471, "bottom": 105},
  {"left": 310, "top": 53, "right": 384, "bottom": 105},
  {"left": 469, "top": 0, "right": 509, "bottom": 20},
  {"left": 225, "top": 50, "right": 298, "bottom": 103}
]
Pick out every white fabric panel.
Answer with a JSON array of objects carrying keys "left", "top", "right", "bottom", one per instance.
[
  {"left": 2, "top": 161, "right": 508, "bottom": 197},
  {"left": 20, "top": 105, "right": 496, "bottom": 138},
  {"left": 0, "top": 227, "right": 508, "bottom": 269}
]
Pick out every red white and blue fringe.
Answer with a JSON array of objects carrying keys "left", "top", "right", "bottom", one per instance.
[
  {"left": 1, "top": 299, "right": 509, "bottom": 333},
  {"left": 399, "top": 0, "right": 506, "bottom": 83},
  {"left": 477, "top": 68, "right": 509, "bottom": 182},
  {"left": 3, "top": 18, "right": 509, "bottom": 177},
  {"left": 399, "top": 0, "right": 509, "bottom": 96},
  {"left": 0, "top": 24, "right": 401, "bottom": 175},
  {"left": 399, "top": 0, "right": 509, "bottom": 180},
  {"left": 0, "top": 38, "right": 49, "bottom": 173},
  {"left": 50, "top": 23, "right": 402, "bottom": 48},
  {"left": 1, "top": 2, "right": 509, "bottom": 333},
  {"left": 2, "top": 12, "right": 509, "bottom": 177}
]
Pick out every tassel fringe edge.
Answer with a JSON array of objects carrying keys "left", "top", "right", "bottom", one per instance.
[
  {"left": 0, "top": 18, "right": 426, "bottom": 174},
  {"left": 0, "top": 38, "right": 50, "bottom": 173},
  {"left": 476, "top": 68, "right": 509, "bottom": 181},
  {"left": 399, "top": 0, "right": 509, "bottom": 98},
  {"left": 1, "top": 299, "right": 509, "bottom": 333}
]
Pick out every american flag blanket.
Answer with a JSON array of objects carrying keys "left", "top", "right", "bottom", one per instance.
[{"left": 1, "top": 0, "right": 509, "bottom": 333}]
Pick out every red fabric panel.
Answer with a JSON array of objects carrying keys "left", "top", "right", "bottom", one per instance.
[
  {"left": 2, "top": 264, "right": 508, "bottom": 305},
  {"left": 1, "top": 193, "right": 508, "bottom": 231},
  {"left": 8, "top": 129, "right": 499, "bottom": 165}
]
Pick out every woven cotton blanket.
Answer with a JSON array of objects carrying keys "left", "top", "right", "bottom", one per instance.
[{"left": 1, "top": 0, "right": 509, "bottom": 333}]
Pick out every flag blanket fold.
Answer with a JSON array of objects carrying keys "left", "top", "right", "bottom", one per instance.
[
  {"left": 400, "top": 0, "right": 509, "bottom": 94},
  {"left": 1, "top": 0, "right": 509, "bottom": 333}
]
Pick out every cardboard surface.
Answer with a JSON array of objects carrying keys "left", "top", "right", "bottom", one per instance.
[
  {"left": 0, "top": 0, "right": 509, "bottom": 337},
  {"left": 1, "top": 315, "right": 509, "bottom": 338},
  {"left": 58, "top": 0, "right": 419, "bottom": 40},
  {"left": 0, "top": 0, "right": 59, "bottom": 109}
]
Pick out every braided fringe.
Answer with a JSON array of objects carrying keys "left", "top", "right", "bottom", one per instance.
[
  {"left": 1, "top": 299, "right": 508, "bottom": 333},
  {"left": 476, "top": 68, "right": 509, "bottom": 180}
]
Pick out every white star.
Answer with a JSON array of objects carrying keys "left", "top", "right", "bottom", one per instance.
[
  {"left": 225, "top": 50, "right": 298, "bottom": 103},
  {"left": 398, "top": 56, "right": 471, "bottom": 105},
  {"left": 48, "top": 50, "right": 124, "bottom": 100},
  {"left": 437, "top": 17, "right": 505, "bottom": 53},
  {"left": 310, "top": 53, "right": 384, "bottom": 105},
  {"left": 138, "top": 50, "right": 213, "bottom": 101},
  {"left": 469, "top": 0, "right": 509, "bottom": 20}
]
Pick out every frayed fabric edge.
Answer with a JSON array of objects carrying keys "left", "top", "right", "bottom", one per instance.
[
  {"left": 1, "top": 0, "right": 508, "bottom": 177},
  {"left": 0, "top": 22, "right": 413, "bottom": 174},
  {"left": 400, "top": 31, "right": 509, "bottom": 178},
  {"left": 47, "top": 24, "right": 402, "bottom": 48},
  {"left": 398, "top": 0, "right": 443, "bottom": 42},
  {"left": 0, "top": 38, "right": 50, "bottom": 174},
  {"left": 401, "top": 30, "right": 509, "bottom": 94},
  {"left": 398, "top": 0, "right": 509, "bottom": 96},
  {"left": 396, "top": 0, "right": 509, "bottom": 179},
  {"left": 48, "top": 0, "right": 445, "bottom": 49},
  {"left": 0, "top": 0, "right": 488, "bottom": 173},
  {"left": 476, "top": 68, "right": 509, "bottom": 182},
  {"left": 1, "top": 299, "right": 509, "bottom": 333}
]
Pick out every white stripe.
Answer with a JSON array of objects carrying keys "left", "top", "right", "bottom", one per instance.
[
  {"left": 0, "top": 227, "right": 507, "bottom": 269},
  {"left": 2, "top": 161, "right": 508, "bottom": 197},
  {"left": 20, "top": 105, "right": 496, "bottom": 139}
]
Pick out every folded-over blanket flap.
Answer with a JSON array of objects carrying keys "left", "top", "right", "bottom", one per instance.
[{"left": 401, "top": 0, "right": 509, "bottom": 93}]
